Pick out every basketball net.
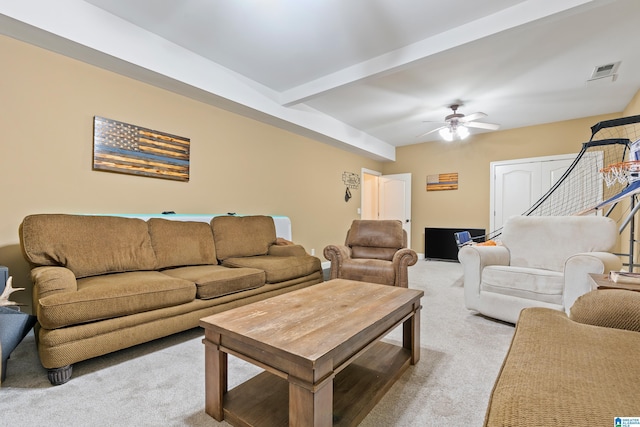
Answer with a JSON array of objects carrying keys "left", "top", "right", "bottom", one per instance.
[
  {"left": 599, "top": 161, "right": 640, "bottom": 187},
  {"left": 600, "top": 138, "right": 640, "bottom": 187}
]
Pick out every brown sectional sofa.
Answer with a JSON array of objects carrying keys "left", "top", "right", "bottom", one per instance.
[
  {"left": 484, "top": 290, "right": 640, "bottom": 426},
  {"left": 20, "top": 214, "right": 323, "bottom": 385}
]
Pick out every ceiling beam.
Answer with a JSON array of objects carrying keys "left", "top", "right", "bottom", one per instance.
[
  {"left": 0, "top": 0, "right": 397, "bottom": 161},
  {"left": 279, "top": 0, "right": 599, "bottom": 107}
]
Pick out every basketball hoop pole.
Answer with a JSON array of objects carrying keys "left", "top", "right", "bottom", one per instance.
[
  {"left": 619, "top": 195, "right": 640, "bottom": 234},
  {"left": 591, "top": 115, "right": 640, "bottom": 271},
  {"left": 630, "top": 196, "right": 636, "bottom": 272},
  {"left": 600, "top": 158, "right": 640, "bottom": 271}
]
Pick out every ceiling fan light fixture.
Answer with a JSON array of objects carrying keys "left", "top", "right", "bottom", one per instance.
[
  {"left": 457, "top": 125, "right": 470, "bottom": 139},
  {"left": 439, "top": 127, "right": 454, "bottom": 141},
  {"left": 439, "top": 124, "right": 468, "bottom": 141},
  {"left": 421, "top": 104, "right": 499, "bottom": 141}
]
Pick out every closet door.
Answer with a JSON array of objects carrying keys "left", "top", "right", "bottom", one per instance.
[
  {"left": 493, "top": 162, "right": 542, "bottom": 231},
  {"left": 491, "top": 154, "right": 576, "bottom": 232}
]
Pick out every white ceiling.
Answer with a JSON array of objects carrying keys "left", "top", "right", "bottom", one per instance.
[{"left": 1, "top": 0, "right": 639, "bottom": 161}]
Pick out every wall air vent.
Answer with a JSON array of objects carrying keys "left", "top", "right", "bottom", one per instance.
[{"left": 588, "top": 61, "right": 620, "bottom": 83}]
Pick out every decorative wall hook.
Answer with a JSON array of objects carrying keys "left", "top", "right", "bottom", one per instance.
[
  {"left": 345, "top": 187, "right": 352, "bottom": 202},
  {"left": 342, "top": 171, "right": 360, "bottom": 189}
]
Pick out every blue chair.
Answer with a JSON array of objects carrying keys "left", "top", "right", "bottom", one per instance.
[{"left": 454, "top": 231, "right": 472, "bottom": 247}]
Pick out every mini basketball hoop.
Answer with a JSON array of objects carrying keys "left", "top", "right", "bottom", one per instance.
[{"left": 599, "top": 160, "right": 640, "bottom": 187}]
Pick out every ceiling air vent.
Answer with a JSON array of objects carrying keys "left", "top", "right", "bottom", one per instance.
[{"left": 587, "top": 61, "right": 620, "bottom": 84}]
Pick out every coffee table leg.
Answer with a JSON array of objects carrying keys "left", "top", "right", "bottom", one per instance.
[
  {"left": 403, "top": 303, "right": 421, "bottom": 364},
  {"left": 203, "top": 337, "right": 227, "bottom": 421},
  {"left": 289, "top": 378, "right": 333, "bottom": 427}
]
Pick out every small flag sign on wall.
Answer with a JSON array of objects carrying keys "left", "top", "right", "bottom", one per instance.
[
  {"left": 93, "top": 116, "right": 190, "bottom": 182},
  {"left": 426, "top": 172, "right": 458, "bottom": 191}
]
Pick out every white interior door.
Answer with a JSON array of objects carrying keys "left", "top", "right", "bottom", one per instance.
[
  {"left": 379, "top": 173, "right": 412, "bottom": 247},
  {"left": 494, "top": 163, "right": 541, "bottom": 230}
]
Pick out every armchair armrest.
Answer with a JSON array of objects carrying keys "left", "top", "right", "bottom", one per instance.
[
  {"left": 570, "top": 289, "right": 640, "bottom": 332},
  {"left": 564, "top": 252, "right": 623, "bottom": 314},
  {"left": 268, "top": 244, "right": 307, "bottom": 257},
  {"left": 391, "top": 248, "right": 418, "bottom": 287},
  {"left": 458, "top": 245, "right": 510, "bottom": 310},
  {"left": 323, "top": 245, "right": 352, "bottom": 280}
]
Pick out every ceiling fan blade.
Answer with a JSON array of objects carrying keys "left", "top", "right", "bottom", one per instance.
[
  {"left": 465, "top": 121, "right": 500, "bottom": 130},
  {"left": 416, "top": 126, "right": 446, "bottom": 138},
  {"left": 459, "top": 112, "right": 487, "bottom": 122}
]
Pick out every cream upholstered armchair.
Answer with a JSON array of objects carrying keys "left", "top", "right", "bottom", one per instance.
[
  {"left": 458, "top": 215, "right": 622, "bottom": 324},
  {"left": 323, "top": 220, "right": 418, "bottom": 287}
]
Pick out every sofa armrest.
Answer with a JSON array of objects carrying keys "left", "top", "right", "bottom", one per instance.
[
  {"left": 564, "top": 252, "right": 622, "bottom": 314},
  {"left": 323, "top": 245, "right": 352, "bottom": 280},
  {"left": 458, "top": 245, "right": 510, "bottom": 311},
  {"left": 392, "top": 248, "right": 418, "bottom": 287},
  {"left": 570, "top": 289, "right": 640, "bottom": 332},
  {"left": 31, "top": 266, "right": 77, "bottom": 316},
  {"left": 31, "top": 266, "right": 77, "bottom": 298},
  {"left": 268, "top": 244, "right": 307, "bottom": 257}
]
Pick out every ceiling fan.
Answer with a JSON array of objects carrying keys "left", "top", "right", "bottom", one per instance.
[{"left": 419, "top": 104, "right": 500, "bottom": 141}]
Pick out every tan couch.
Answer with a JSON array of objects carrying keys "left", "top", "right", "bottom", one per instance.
[
  {"left": 485, "top": 290, "right": 640, "bottom": 426},
  {"left": 20, "top": 214, "right": 323, "bottom": 385}
]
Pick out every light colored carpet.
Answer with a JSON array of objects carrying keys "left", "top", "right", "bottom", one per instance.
[{"left": 0, "top": 260, "right": 515, "bottom": 426}]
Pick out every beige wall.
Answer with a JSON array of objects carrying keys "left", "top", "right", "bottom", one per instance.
[
  {"left": 624, "top": 88, "right": 640, "bottom": 116},
  {"left": 0, "top": 35, "right": 381, "bottom": 308},
  {"left": 2, "top": 32, "right": 638, "bottom": 308},
  {"left": 383, "top": 113, "right": 624, "bottom": 253},
  {"left": 389, "top": 86, "right": 640, "bottom": 256}
]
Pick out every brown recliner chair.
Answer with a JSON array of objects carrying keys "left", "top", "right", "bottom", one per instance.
[{"left": 323, "top": 220, "right": 418, "bottom": 287}]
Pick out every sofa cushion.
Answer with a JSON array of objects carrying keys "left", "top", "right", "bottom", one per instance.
[
  {"left": 570, "top": 289, "right": 640, "bottom": 332},
  {"left": 222, "top": 255, "right": 321, "bottom": 284},
  {"left": 481, "top": 265, "right": 564, "bottom": 305},
  {"left": 21, "top": 214, "right": 157, "bottom": 278},
  {"left": 211, "top": 215, "right": 276, "bottom": 260},
  {"left": 37, "top": 271, "right": 196, "bottom": 329},
  {"left": 485, "top": 308, "right": 640, "bottom": 426},
  {"left": 161, "top": 265, "right": 265, "bottom": 299},
  {"left": 148, "top": 218, "right": 217, "bottom": 269}
]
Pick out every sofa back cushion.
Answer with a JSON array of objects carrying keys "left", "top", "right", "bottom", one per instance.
[
  {"left": 501, "top": 215, "right": 618, "bottom": 271},
  {"left": 20, "top": 214, "right": 157, "bottom": 278},
  {"left": 147, "top": 218, "right": 217, "bottom": 269},
  {"left": 347, "top": 220, "right": 405, "bottom": 261},
  {"left": 211, "top": 215, "right": 276, "bottom": 260}
]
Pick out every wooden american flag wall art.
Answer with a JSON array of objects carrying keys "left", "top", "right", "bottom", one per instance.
[
  {"left": 93, "top": 116, "right": 190, "bottom": 182},
  {"left": 426, "top": 172, "right": 458, "bottom": 191}
]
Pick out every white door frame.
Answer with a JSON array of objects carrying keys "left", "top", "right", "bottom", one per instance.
[{"left": 379, "top": 173, "right": 412, "bottom": 247}]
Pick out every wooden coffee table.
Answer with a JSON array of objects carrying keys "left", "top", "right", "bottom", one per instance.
[{"left": 199, "top": 278, "right": 423, "bottom": 427}]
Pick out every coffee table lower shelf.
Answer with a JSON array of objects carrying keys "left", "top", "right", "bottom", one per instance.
[{"left": 223, "top": 341, "right": 411, "bottom": 427}]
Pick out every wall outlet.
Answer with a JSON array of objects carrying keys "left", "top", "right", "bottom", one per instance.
[{"left": 311, "top": 248, "right": 315, "bottom": 256}]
